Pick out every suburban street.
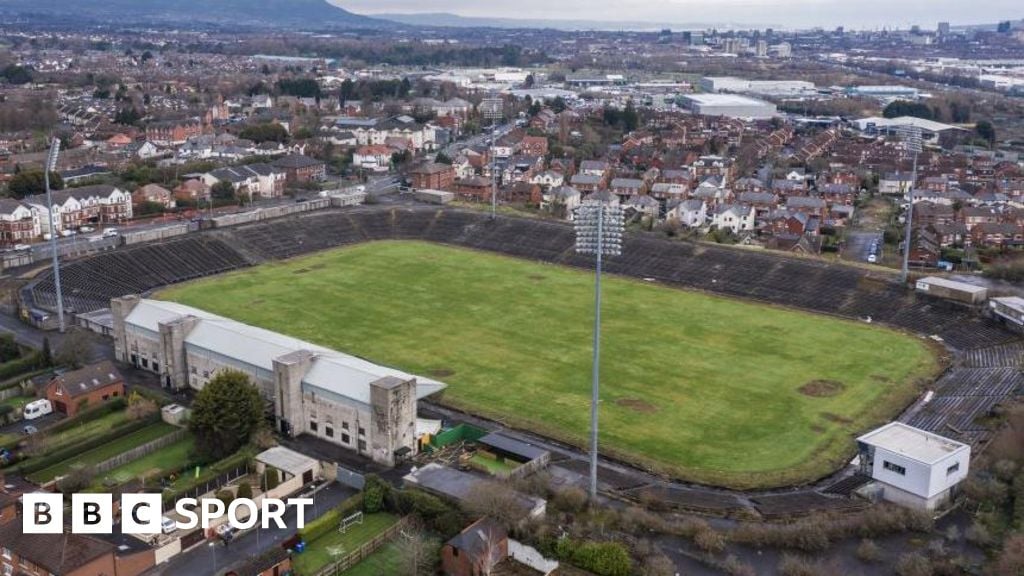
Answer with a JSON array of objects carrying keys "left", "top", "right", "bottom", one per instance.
[{"left": 145, "top": 482, "right": 356, "bottom": 576}]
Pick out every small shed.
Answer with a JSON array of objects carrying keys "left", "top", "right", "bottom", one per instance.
[
  {"left": 255, "top": 446, "right": 320, "bottom": 491},
  {"left": 414, "top": 189, "right": 454, "bottom": 205},
  {"left": 476, "top": 432, "right": 551, "bottom": 477}
]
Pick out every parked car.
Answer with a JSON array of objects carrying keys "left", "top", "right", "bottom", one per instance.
[
  {"left": 80, "top": 226, "right": 95, "bottom": 233},
  {"left": 161, "top": 516, "right": 177, "bottom": 534},
  {"left": 102, "top": 228, "right": 119, "bottom": 238},
  {"left": 13, "top": 244, "right": 31, "bottom": 251},
  {"left": 22, "top": 425, "right": 38, "bottom": 436}
]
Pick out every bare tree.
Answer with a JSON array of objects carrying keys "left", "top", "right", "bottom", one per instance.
[
  {"left": 462, "top": 481, "right": 527, "bottom": 528},
  {"left": 397, "top": 519, "right": 439, "bottom": 576},
  {"left": 56, "top": 329, "right": 93, "bottom": 369},
  {"left": 475, "top": 519, "right": 506, "bottom": 576}
]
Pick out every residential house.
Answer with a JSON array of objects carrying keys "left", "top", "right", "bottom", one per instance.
[
  {"left": 666, "top": 199, "right": 707, "bottom": 228},
  {"left": 693, "top": 155, "right": 734, "bottom": 183},
  {"left": 353, "top": 145, "right": 393, "bottom": 173},
  {"left": 584, "top": 190, "right": 620, "bottom": 206},
  {"left": 909, "top": 228, "right": 941, "bottom": 267},
  {"left": 818, "top": 183, "right": 857, "bottom": 205},
  {"left": 174, "top": 179, "right": 210, "bottom": 203},
  {"left": 624, "top": 195, "right": 660, "bottom": 220},
  {"left": 133, "top": 184, "right": 176, "bottom": 209},
  {"left": 25, "top": 185, "right": 133, "bottom": 234},
  {"left": 0, "top": 198, "right": 40, "bottom": 244},
  {"left": 507, "top": 181, "right": 542, "bottom": 205},
  {"left": 649, "top": 182, "right": 689, "bottom": 202},
  {"left": 570, "top": 173, "right": 605, "bottom": 193},
  {"left": 928, "top": 222, "right": 967, "bottom": 247},
  {"left": 146, "top": 118, "right": 203, "bottom": 146},
  {"left": 541, "top": 185, "right": 581, "bottom": 219},
  {"left": 453, "top": 176, "right": 492, "bottom": 201},
  {"left": 518, "top": 135, "right": 549, "bottom": 156},
  {"left": 124, "top": 140, "right": 161, "bottom": 160},
  {"left": 786, "top": 196, "right": 828, "bottom": 219},
  {"left": 880, "top": 171, "right": 915, "bottom": 196},
  {"left": 609, "top": 178, "right": 645, "bottom": 201},
  {"left": 578, "top": 160, "right": 610, "bottom": 178},
  {"left": 45, "top": 360, "right": 124, "bottom": 417},
  {"left": 411, "top": 162, "right": 456, "bottom": 190},
  {"left": 272, "top": 154, "right": 326, "bottom": 183},
  {"left": 961, "top": 207, "right": 999, "bottom": 231},
  {"left": 530, "top": 170, "right": 565, "bottom": 189},
  {"left": 971, "top": 223, "right": 1024, "bottom": 249},
  {"left": 712, "top": 204, "right": 755, "bottom": 233},
  {"left": 441, "top": 517, "right": 508, "bottom": 576}
]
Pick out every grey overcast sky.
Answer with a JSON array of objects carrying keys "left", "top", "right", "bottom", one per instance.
[{"left": 333, "top": 0, "right": 1023, "bottom": 29}]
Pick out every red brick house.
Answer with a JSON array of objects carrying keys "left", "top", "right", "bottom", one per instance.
[
  {"left": 133, "top": 184, "right": 176, "bottom": 209},
  {"left": 272, "top": 154, "right": 326, "bottom": 183},
  {"left": 45, "top": 360, "right": 124, "bottom": 417},
  {"left": 517, "top": 135, "right": 549, "bottom": 156},
  {"left": 441, "top": 517, "right": 508, "bottom": 576},
  {"left": 411, "top": 162, "right": 456, "bottom": 190},
  {"left": 146, "top": 118, "right": 203, "bottom": 146}
]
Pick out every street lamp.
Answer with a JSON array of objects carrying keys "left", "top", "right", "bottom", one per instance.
[
  {"left": 574, "top": 200, "right": 624, "bottom": 500},
  {"left": 44, "top": 137, "right": 66, "bottom": 333},
  {"left": 897, "top": 125, "right": 923, "bottom": 284},
  {"left": 208, "top": 540, "right": 217, "bottom": 569}
]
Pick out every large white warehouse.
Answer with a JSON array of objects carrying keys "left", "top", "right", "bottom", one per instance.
[{"left": 681, "top": 94, "right": 778, "bottom": 120}]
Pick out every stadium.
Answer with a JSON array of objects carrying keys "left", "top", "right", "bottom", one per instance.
[{"left": 21, "top": 205, "right": 1024, "bottom": 492}]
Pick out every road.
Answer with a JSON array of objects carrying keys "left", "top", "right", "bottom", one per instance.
[
  {"left": 146, "top": 482, "right": 355, "bottom": 576},
  {"left": 844, "top": 231, "right": 883, "bottom": 263},
  {"left": 434, "top": 122, "right": 514, "bottom": 162}
]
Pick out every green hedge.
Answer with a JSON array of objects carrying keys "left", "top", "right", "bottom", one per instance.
[
  {"left": 298, "top": 492, "right": 364, "bottom": 542},
  {"left": 0, "top": 353, "right": 46, "bottom": 383},
  {"left": 11, "top": 415, "right": 158, "bottom": 475},
  {"left": 554, "top": 538, "right": 632, "bottom": 576},
  {"left": 46, "top": 398, "right": 127, "bottom": 435}
]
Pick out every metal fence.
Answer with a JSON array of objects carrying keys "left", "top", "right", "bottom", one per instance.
[
  {"left": 93, "top": 428, "right": 188, "bottom": 476},
  {"left": 335, "top": 464, "right": 365, "bottom": 490}
]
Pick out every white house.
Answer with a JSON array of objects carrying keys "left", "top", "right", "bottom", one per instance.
[
  {"left": 857, "top": 422, "right": 970, "bottom": 511},
  {"left": 879, "top": 172, "right": 915, "bottom": 196},
  {"left": 531, "top": 170, "right": 565, "bottom": 190},
  {"left": 541, "top": 185, "right": 581, "bottom": 220},
  {"left": 666, "top": 199, "right": 707, "bottom": 228},
  {"left": 711, "top": 204, "right": 755, "bottom": 233},
  {"left": 353, "top": 145, "right": 393, "bottom": 173}
]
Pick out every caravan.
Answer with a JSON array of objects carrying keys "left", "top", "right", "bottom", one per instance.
[{"left": 23, "top": 399, "right": 53, "bottom": 420}]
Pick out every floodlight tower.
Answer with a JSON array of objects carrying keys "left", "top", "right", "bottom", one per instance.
[
  {"left": 898, "top": 125, "right": 923, "bottom": 285},
  {"left": 482, "top": 94, "right": 504, "bottom": 220},
  {"left": 574, "top": 200, "right": 624, "bottom": 500},
  {"left": 44, "top": 138, "right": 66, "bottom": 333}
]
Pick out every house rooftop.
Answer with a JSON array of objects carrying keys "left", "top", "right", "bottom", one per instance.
[{"left": 857, "top": 422, "right": 968, "bottom": 465}]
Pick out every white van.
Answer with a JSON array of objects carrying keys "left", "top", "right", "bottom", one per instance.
[
  {"left": 23, "top": 399, "right": 53, "bottom": 420},
  {"left": 102, "top": 228, "right": 119, "bottom": 238}
]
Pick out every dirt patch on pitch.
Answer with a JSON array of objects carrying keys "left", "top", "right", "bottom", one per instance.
[
  {"left": 799, "top": 380, "right": 845, "bottom": 397},
  {"left": 820, "top": 412, "right": 853, "bottom": 424},
  {"left": 616, "top": 398, "right": 658, "bottom": 413},
  {"left": 428, "top": 368, "right": 455, "bottom": 378}
]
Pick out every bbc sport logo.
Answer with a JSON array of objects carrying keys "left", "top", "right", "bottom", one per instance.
[{"left": 23, "top": 493, "right": 314, "bottom": 534}]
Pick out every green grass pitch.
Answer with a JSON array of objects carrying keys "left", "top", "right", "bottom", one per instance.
[{"left": 158, "top": 240, "right": 938, "bottom": 489}]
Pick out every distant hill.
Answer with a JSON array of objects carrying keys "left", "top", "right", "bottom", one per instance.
[
  {"left": 0, "top": 0, "right": 388, "bottom": 29},
  {"left": 375, "top": 12, "right": 740, "bottom": 31}
]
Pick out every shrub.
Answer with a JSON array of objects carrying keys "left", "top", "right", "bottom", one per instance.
[
  {"left": 694, "top": 525, "right": 727, "bottom": 554},
  {"left": 57, "top": 464, "right": 95, "bottom": 493},
  {"left": 721, "top": 555, "right": 756, "bottom": 576},
  {"left": 777, "top": 554, "right": 821, "bottom": 576},
  {"left": 299, "top": 492, "right": 363, "bottom": 542},
  {"left": 639, "top": 551, "right": 675, "bottom": 576},
  {"left": 236, "top": 482, "right": 253, "bottom": 500},
  {"left": 894, "top": 552, "right": 932, "bottom": 576},
  {"left": 363, "top": 474, "right": 388, "bottom": 513},
  {"left": 552, "top": 486, "right": 588, "bottom": 514},
  {"left": 555, "top": 538, "right": 632, "bottom": 576},
  {"left": 216, "top": 489, "right": 234, "bottom": 508},
  {"left": 264, "top": 467, "right": 280, "bottom": 490},
  {"left": 856, "top": 538, "right": 882, "bottom": 563}
]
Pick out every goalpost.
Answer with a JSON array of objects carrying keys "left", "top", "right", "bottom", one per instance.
[{"left": 338, "top": 511, "right": 364, "bottom": 534}]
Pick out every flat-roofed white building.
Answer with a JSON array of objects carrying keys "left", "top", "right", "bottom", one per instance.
[
  {"left": 681, "top": 94, "right": 777, "bottom": 120},
  {"left": 857, "top": 422, "right": 970, "bottom": 511},
  {"left": 989, "top": 296, "right": 1024, "bottom": 332},
  {"left": 110, "top": 296, "right": 446, "bottom": 466},
  {"left": 915, "top": 276, "right": 988, "bottom": 305}
]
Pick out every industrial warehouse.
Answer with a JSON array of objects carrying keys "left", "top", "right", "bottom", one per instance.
[{"left": 110, "top": 295, "right": 446, "bottom": 466}]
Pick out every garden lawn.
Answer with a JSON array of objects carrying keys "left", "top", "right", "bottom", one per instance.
[
  {"left": 469, "top": 453, "right": 520, "bottom": 476},
  {"left": 158, "top": 240, "right": 940, "bottom": 489},
  {"left": 93, "top": 434, "right": 195, "bottom": 488},
  {"left": 341, "top": 542, "right": 408, "bottom": 576},
  {"left": 28, "top": 422, "right": 177, "bottom": 483},
  {"left": 293, "top": 513, "right": 399, "bottom": 576}
]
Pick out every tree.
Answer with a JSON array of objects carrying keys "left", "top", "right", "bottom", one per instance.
[
  {"left": 211, "top": 181, "right": 236, "bottom": 202},
  {"left": 551, "top": 96, "right": 567, "bottom": 113},
  {"left": 126, "top": 394, "right": 159, "bottom": 421},
  {"left": 238, "top": 123, "right": 288, "bottom": 144},
  {"left": 41, "top": 336, "right": 52, "bottom": 366},
  {"left": 114, "top": 107, "right": 142, "bottom": 126},
  {"left": 1, "top": 64, "right": 33, "bottom": 85},
  {"left": 7, "top": 170, "right": 63, "bottom": 198},
  {"left": 883, "top": 100, "right": 933, "bottom": 120},
  {"left": 363, "top": 474, "right": 388, "bottom": 513},
  {"left": 621, "top": 100, "right": 639, "bottom": 132},
  {"left": 975, "top": 120, "right": 996, "bottom": 146},
  {"left": 434, "top": 152, "right": 453, "bottom": 165},
  {"left": 397, "top": 519, "right": 440, "bottom": 576},
  {"left": 56, "top": 329, "right": 92, "bottom": 369},
  {"left": 189, "top": 370, "right": 265, "bottom": 460},
  {"left": 462, "top": 481, "right": 528, "bottom": 528}
]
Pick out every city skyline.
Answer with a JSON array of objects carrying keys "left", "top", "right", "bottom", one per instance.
[{"left": 338, "top": 0, "right": 1022, "bottom": 29}]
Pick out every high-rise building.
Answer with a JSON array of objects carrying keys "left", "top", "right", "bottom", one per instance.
[{"left": 938, "top": 22, "right": 950, "bottom": 36}]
